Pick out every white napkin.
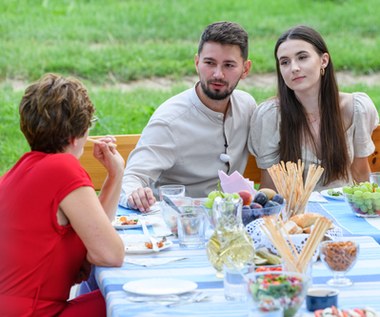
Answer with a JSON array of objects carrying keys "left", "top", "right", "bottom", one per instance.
[
  {"left": 308, "top": 191, "right": 328, "bottom": 203},
  {"left": 218, "top": 170, "right": 255, "bottom": 195},
  {"left": 124, "top": 256, "right": 187, "bottom": 267}
]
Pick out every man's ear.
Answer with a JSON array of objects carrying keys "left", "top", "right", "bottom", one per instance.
[
  {"left": 194, "top": 54, "right": 200, "bottom": 74},
  {"left": 241, "top": 59, "right": 252, "bottom": 79}
]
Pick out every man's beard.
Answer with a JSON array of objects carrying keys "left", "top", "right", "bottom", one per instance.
[{"left": 200, "top": 80, "right": 237, "bottom": 100}]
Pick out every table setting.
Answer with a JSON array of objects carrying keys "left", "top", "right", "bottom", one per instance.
[{"left": 95, "top": 164, "right": 380, "bottom": 317}]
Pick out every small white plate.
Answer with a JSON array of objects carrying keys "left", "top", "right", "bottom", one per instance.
[
  {"left": 123, "top": 278, "right": 197, "bottom": 295},
  {"left": 122, "top": 234, "right": 173, "bottom": 254},
  {"left": 320, "top": 187, "right": 345, "bottom": 201},
  {"left": 112, "top": 216, "right": 143, "bottom": 229}
]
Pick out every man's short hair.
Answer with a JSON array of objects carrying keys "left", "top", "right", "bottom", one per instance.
[{"left": 198, "top": 21, "right": 249, "bottom": 60}]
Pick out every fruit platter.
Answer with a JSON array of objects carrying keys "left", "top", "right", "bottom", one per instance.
[
  {"left": 342, "top": 182, "right": 380, "bottom": 217},
  {"left": 202, "top": 188, "right": 285, "bottom": 227},
  {"left": 240, "top": 188, "right": 285, "bottom": 226}
]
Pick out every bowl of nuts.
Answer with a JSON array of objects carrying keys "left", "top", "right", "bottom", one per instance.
[{"left": 319, "top": 240, "right": 359, "bottom": 287}]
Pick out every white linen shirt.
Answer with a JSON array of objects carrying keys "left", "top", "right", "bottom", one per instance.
[
  {"left": 249, "top": 92, "right": 379, "bottom": 191},
  {"left": 119, "top": 84, "right": 256, "bottom": 206}
]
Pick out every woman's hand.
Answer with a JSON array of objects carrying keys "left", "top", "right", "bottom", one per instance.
[{"left": 92, "top": 136, "right": 125, "bottom": 177}]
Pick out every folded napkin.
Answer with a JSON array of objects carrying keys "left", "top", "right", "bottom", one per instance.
[
  {"left": 218, "top": 170, "right": 255, "bottom": 195},
  {"left": 124, "top": 256, "right": 188, "bottom": 267}
]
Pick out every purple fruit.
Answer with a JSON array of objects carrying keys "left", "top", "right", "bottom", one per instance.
[
  {"left": 263, "top": 200, "right": 281, "bottom": 216},
  {"left": 250, "top": 202, "right": 263, "bottom": 209},
  {"left": 242, "top": 206, "right": 255, "bottom": 226},
  {"left": 254, "top": 192, "right": 268, "bottom": 206},
  {"left": 264, "top": 200, "right": 279, "bottom": 208},
  {"left": 272, "top": 193, "right": 284, "bottom": 205}
]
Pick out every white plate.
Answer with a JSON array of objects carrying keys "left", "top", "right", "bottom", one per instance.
[
  {"left": 123, "top": 278, "right": 197, "bottom": 295},
  {"left": 112, "top": 216, "right": 143, "bottom": 229},
  {"left": 122, "top": 234, "right": 173, "bottom": 254},
  {"left": 320, "top": 187, "right": 345, "bottom": 201}
]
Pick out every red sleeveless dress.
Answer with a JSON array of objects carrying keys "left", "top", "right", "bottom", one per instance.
[{"left": 0, "top": 152, "right": 105, "bottom": 316}]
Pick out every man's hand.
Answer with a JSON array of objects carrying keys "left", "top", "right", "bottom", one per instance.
[{"left": 128, "top": 187, "right": 156, "bottom": 212}]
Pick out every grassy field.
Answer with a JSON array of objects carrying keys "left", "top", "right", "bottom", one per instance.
[{"left": 1, "top": 0, "right": 380, "bottom": 175}]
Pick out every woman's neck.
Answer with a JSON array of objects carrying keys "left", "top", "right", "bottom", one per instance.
[{"left": 295, "top": 91, "right": 320, "bottom": 117}]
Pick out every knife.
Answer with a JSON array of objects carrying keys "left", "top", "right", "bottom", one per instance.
[{"left": 162, "top": 195, "right": 182, "bottom": 214}]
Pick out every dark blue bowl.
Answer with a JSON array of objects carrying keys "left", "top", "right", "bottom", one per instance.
[{"left": 306, "top": 288, "right": 339, "bottom": 311}]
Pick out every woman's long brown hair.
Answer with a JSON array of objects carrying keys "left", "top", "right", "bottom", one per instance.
[{"left": 274, "top": 25, "right": 349, "bottom": 185}]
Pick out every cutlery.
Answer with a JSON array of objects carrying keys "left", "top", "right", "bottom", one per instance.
[
  {"left": 166, "top": 292, "right": 208, "bottom": 307},
  {"left": 140, "top": 218, "right": 159, "bottom": 252},
  {"left": 162, "top": 195, "right": 182, "bottom": 214},
  {"left": 127, "top": 295, "right": 180, "bottom": 302}
]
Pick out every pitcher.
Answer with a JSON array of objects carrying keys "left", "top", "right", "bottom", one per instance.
[{"left": 206, "top": 196, "right": 255, "bottom": 278}]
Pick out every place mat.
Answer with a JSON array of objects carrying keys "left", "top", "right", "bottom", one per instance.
[{"left": 308, "top": 202, "right": 380, "bottom": 243}]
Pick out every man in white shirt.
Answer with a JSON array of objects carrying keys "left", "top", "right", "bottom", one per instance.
[{"left": 120, "top": 21, "right": 257, "bottom": 212}]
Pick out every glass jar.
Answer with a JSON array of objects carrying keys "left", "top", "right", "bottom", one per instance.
[{"left": 206, "top": 196, "right": 255, "bottom": 278}]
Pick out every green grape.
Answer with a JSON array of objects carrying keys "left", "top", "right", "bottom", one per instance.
[
  {"left": 203, "top": 199, "right": 213, "bottom": 209},
  {"left": 342, "top": 186, "right": 353, "bottom": 194},
  {"left": 203, "top": 190, "right": 240, "bottom": 210},
  {"left": 232, "top": 193, "right": 240, "bottom": 200},
  {"left": 363, "top": 192, "right": 372, "bottom": 199}
]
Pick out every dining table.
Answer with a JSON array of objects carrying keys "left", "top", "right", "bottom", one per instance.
[
  {"left": 95, "top": 200, "right": 380, "bottom": 317},
  {"left": 308, "top": 192, "right": 380, "bottom": 243}
]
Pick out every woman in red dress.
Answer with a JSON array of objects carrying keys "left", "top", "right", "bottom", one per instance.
[{"left": 0, "top": 73, "right": 125, "bottom": 316}]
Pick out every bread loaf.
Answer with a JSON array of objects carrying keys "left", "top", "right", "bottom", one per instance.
[
  {"left": 283, "top": 220, "right": 303, "bottom": 234},
  {"left": 289, "top": 213, "right": 323, "bottom": 228},
  {"left": 284, "top": 213, "right": 333, "bottom": 234}
]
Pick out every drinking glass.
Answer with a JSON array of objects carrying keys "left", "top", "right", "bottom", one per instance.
[
  {"left": 319, "top": 240, "right": 359, "bottom": 287},
  {"left": 158, "top": 184, "right": 186, "bottom": 199},
  {"left": 177, "top": 206, "right": 206, "bottom": 249},
  {"left": 159, "top": 185, "right": 187, "bottom": 235},
  {"left": 369, "top": 172, "right": 380, "bottom": 186}
]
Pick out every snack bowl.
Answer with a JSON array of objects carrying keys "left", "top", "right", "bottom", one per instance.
[
  {"left": 319, "top": 240, "right": 359, "bottom": 287},
  {"left": 245, "top": 270, "right": 311, "bottom": 317},
  {"left": 343, "top": 183, "right": 380, "bottom": 217}
]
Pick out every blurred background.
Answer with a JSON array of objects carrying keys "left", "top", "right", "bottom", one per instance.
[{"left": 1, "top": 0, "right": 380, "bottom": 174}]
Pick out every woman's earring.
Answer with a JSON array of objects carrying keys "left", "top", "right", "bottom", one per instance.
[{"left": 320, "top": 67, "right": 325, "bottom": 76}]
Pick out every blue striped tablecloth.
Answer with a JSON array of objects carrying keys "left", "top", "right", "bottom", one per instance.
[
  {"left": 308, "top": 200, "right": 380, "bottom": 243},
  {"left": 95, "top": 206, "right": 380, "bottom": 317}
]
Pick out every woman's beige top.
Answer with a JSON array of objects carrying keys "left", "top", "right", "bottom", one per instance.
[{"left": 249, "top": 92, "right": 379, "bottom": 191}]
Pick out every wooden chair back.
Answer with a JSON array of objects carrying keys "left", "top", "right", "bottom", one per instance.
[{"left": 80, "top": 126, "right": 380, "bottom": 191}]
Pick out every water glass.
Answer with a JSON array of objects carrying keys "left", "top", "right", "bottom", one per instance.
[
  {"left": 369, "top": 172, "right": 380, "bottom": 186},
  {"left": 223, "top": 264, "right": 253, "bottom": 302},
  {"left": 159, "top": 184, "right": 186, "bottom": 199},
  {"left": 177, "top": 206, "right": 206, "bottom": 249}
]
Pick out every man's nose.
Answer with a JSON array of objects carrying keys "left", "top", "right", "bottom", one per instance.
[{"left": 213, "top": 65, "right": 224, "bottom": 78}]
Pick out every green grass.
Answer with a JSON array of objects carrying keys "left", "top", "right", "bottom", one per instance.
[{"left": 1, "top": 0, "right": 380, "bottom": 175}]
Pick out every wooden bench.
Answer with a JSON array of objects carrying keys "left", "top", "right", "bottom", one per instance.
[{"left": 80, "top": 126, "right": 380, "bottom": 191}]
